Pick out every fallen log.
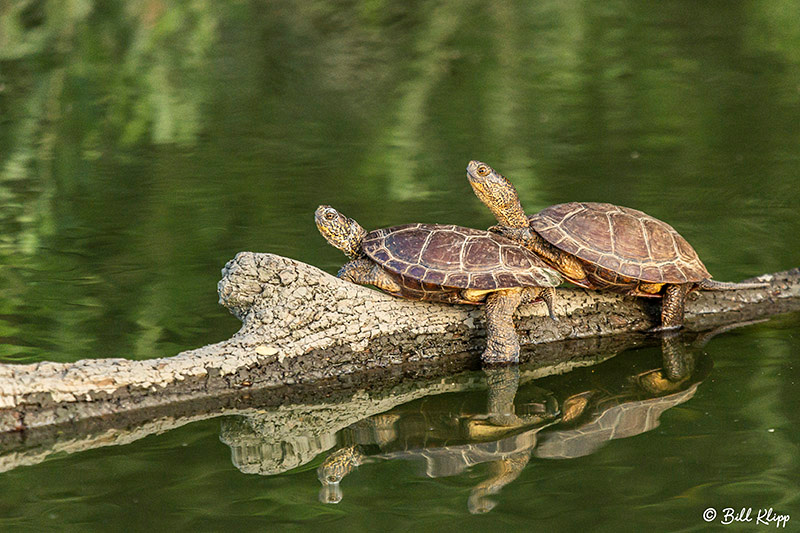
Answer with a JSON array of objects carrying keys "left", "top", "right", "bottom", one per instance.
[{"left": 0, "top": 251, "right": 797, "bottom": 434}]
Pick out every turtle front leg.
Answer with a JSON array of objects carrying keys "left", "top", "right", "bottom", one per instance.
[
  {"left": 337, "top": 258, "right": 403, "bottom": 294},
  {"left": 482, "top": 289, "right": 524, "bottom": 364},
  {"left": 658, "top": 283, "right": 691, "bottom": 330}
]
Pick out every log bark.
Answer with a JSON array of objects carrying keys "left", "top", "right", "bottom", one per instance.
[{"left": 0, "top": 251, "right": 798, "bottom": 435}]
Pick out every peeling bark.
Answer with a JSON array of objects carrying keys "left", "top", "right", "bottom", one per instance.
[{"left": 0, "top": 251, "right": 798, "bottom": 434}]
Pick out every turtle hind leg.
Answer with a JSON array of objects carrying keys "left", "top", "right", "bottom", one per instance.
[
  {"left": 338, "top": 258, "right": 402, "bottom": 294},
  {"left": 658, "top": 283, "right": 691, "bottom": 330},
  {"left": 522, "top": 286, "right": 558, "bottom": 321},
  {"left": 482, "top": 289, "right": 524, "bottom": 364}
]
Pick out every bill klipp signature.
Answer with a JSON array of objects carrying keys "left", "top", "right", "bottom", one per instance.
[{"left": 703, "top": 507, "right": 791, "bottom": 528}]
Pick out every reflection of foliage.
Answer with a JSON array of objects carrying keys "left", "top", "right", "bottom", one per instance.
[
  {"left": 0, "top": 1, "right": 799, "bottom": 365},
  {"left": 0, "top": 0, "right": 226, "bottom": 362}
]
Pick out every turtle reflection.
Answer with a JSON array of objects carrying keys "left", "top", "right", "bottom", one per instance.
[
  {"left": 220, "top": 346, "right": 710, "bottom": 514},
  {"left": 315, "top": 349, "right": 709, "bottom": 514},
  {"left": 317, "top": 365, "right": 560, "bottom": 512}
]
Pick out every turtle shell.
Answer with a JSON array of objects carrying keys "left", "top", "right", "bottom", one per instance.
[
  {"left": 362, "top": 224, "right": 561, "bottom": 295},
  {"left": 528, "top": 202, "right": 710, "bottom": 284}
]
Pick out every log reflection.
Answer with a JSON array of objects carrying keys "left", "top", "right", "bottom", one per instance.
[{"left": 220, "top": 341, "right": 712, "bottom": 513}]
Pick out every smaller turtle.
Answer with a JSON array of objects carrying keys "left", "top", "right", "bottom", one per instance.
[
  {"left": 315, "top": 206, "right": 563, "bottom": 363},
  {"left": 466, "top": 161, "right": 768, "bottom": 329}
]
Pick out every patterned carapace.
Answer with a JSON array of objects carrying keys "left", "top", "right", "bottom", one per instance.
[
  {"left": 530, "top": 202, "right": 711, "bottom": 292},
  {"left": 362, "top": 223, "right": 561, "bottom": 303}
]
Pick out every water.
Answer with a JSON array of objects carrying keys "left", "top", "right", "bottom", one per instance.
[{"left": 1, "top": 1, "right": 799, "bottom": 531}]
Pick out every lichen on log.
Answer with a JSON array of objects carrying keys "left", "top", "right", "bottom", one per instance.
[{"left": 0, "top": 251, "right": 798, "bottom": 434}]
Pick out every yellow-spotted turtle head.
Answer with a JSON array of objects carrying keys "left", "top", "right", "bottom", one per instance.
[
  {"left": 315, "top": 205, "right": 368, "bottom": 259},
  {"left": 466, "top": 160, "right": 529, "bottom": 229}
]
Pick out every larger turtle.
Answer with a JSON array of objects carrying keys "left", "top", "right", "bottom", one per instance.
[
  {"left": 466, "top": 161, "right": 767, "bottom": 329},
  {"left": 315, "top": 205, "right": 563, "bottom": 363}
]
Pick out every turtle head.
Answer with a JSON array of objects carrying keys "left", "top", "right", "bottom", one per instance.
[
  {"left": 316, "top": 445, "right": 363, "bottom": 505},
  {"left": 315, "top": 205, "right": 367, "bottom": 259},
  {"left": 466, "top": 160, "right": 529, "bottom": 229}
]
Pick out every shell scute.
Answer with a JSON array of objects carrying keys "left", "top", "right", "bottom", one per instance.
[
  {"left": 602, "top": 255, "right": 622, "bottom": 272},
  {"left": 563, "top": 207, "right": 614, "bottom": 254},
  {"left": 402, "top": 275, "right": 422, "bottom": 291},
  {"left": 384, "top": 228, "right": 429, "bottom": 263},
  {"left": 661, "top": 264, "right": 687, "bottom": 282},
  {"left": 384, "top": 259, "right": 408, "bottom": 274},
  {"left": 445, "top": 273, "right": 469, "bottom": 286},
  {"left": 370, "top": 248, "right": 391, "bottom": 264},
  {"left": 422, "top": 230, "right": 466, "bottom": 268},
  {"left": 676, "top": 234, "right": 698, "bottom": 261},
  {"left": 470, "top": 275, "right": 498, "bottom": 290},
  {"left": 643, "top": 219, "right": 676, "bottom": 261},
  {"left": 501, "top": 245, "right": 532, "bottom": 269},
  {"left": 609, "top": 213, "right": 650, "bottom": 261},
  {"left": 641, "top": 266, "right": 662, "bottom": 281},
  {"left": 620, "top": 262, "right": 643, "bottom": 279},
  {"left": 463, "top": 237, "right": 501, "bottom": 269},
  {"left": 495, "top": 273, "right": 518, "bottom": 286},
  {"left": 577, "top": 247, "right": 601, "bottom": 264},
  {"left": 422, "top": 269, "right": 447, "bottom": 285},
  {"left": 406, "top": 265, "right": 426, "bottom": 279}
]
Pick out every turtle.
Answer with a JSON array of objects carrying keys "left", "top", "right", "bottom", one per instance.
[
  {"left": 465, "top": 160, "right": 768, "bottom": 330},
  {"left": 315, "top": 205, "right": 563, "bottom": 363}
]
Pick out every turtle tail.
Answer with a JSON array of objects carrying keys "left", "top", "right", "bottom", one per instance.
[{"left": 697, "top": 278, "right": 769, "bottom": 291}]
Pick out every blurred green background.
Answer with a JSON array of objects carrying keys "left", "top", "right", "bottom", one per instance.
[{"left": 0, "top": 1, "right": 799, "bottom": 530}]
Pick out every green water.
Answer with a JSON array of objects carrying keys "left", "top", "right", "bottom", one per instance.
[{"left": 1, "top": 1, "right": 799, "bottom": 531}]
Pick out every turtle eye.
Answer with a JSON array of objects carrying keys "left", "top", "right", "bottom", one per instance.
[
  {"left": 324, "top": 211, "right": 335, "bottom": 220},
  {"left": 477, "top": 165, "right": 489, "bottom": 176}
]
